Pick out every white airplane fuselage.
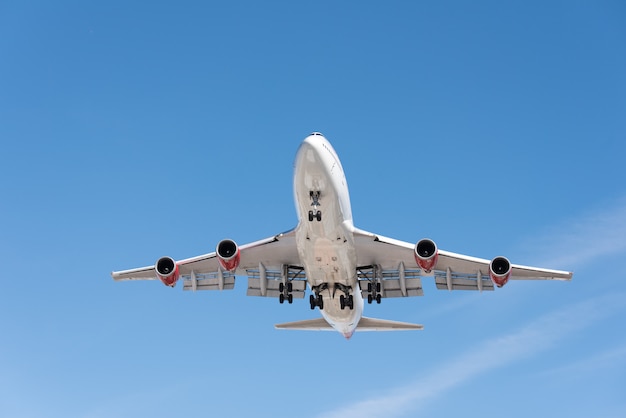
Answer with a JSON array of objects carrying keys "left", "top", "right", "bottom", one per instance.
[{"left": 293, "top": 133, "right": 364, "bottom": 338}]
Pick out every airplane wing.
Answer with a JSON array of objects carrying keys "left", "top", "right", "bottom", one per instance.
[
  {"left": 352, "top": 228, "right": 572, "bottom": 297},
  {"left": 111, "top": 229, "right": 307, "bottom": 298}
]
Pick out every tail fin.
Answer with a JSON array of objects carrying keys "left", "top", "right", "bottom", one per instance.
[{"left": 275, "top": 316, "right": 423, "bottom": 331}]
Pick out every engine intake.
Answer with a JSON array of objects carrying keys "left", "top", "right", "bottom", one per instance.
[
  {"left": 414, "top": 238, "right": 439, "bottom": 272},
  {"left": 216, "top": 239, "right": 240, "bottom": 272},
  {"left": 155, "top": 256, "right": 180, "bottom": 287},
  {"left": 489, "top": 256, "right": 512, "bottom": 287}
]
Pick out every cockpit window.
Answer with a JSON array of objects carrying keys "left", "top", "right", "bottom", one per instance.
[{"left": 310, "top": 132, "right": 323, "bottom": 136}]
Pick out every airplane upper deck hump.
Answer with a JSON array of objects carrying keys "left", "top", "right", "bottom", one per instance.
[{"left": 301, "top": 132, "right": 342, "bottom": 166}]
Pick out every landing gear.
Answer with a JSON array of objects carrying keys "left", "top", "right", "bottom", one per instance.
[
  {"left": 366, "top": 293, "right": 381, "bottom": 304},
  {"left": 335, "top": 283, "right": 354, "bottom": 310},
  {"left": 310, "top": 283, "right": 327, "bottom": 310},
  {"left": 359, "top": 265, "right": 383, "bottom": 304},
  {"left": 309, "top": 294, "right": 324, "bottom": 310},
  {"left": 366, "top": 282, "right": 382, "bottom": 304},
  {"left": 279, "top": 282, "right": 293, "bottom": 293},
  {"left": 279, "top": 293, "right": 293, "bottom": 304},
  {"left": 309, "top": 191, "right": 322, "bottom": 222},
  {"left": 339, "top": 294, "right": 354, "bottom": 310},
  {"left": 308, "top": 210, "right": 321, "bottom": 222},
  {"left": 278, "top": 266, "right": 303, "bottom": 305}
]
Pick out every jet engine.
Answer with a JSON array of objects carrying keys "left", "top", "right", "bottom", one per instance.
[
  {"left": 155, "top": 256, "right": 180, "bottom": 287},
  {"left": 216, "top": 239, "right": 240, "bottom": 272},
  {"left": 489, "top": 256, "right": 512, "bottom": 287},
  {"left": 414, "top": 238, "right": 439, "bottom": 272}
]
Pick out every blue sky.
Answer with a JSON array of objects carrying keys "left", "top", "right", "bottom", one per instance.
[{"left": 1, "top": 1, "right": 625, "bottom": 417}]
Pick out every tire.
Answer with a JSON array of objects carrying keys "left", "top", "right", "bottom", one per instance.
[{"left": 279, "top": 294, "right": 284, "bottom": 304}]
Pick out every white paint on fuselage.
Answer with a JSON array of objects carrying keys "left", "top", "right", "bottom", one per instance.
[{"left": 293, "top": 133, "right": 364, "bottom": 338}]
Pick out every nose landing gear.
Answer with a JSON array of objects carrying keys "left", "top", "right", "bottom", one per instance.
[{"left": 308, "top": 191, "right": 322, "bottom": 222}]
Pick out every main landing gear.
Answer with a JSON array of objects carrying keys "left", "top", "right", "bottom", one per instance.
[
  {"left": 335, "top": 283, "right": 354, "bottom": 310},
  {"left": 367, "top": 281, "right": 382, "bottom": 304},
  {"left": 339, "top": 294, "right": 354, "bottom": 310},
  {"left": 309, "top": 294, "right": 324, "bottom": 310},
  {"left": 310, "top": 283, "right": 327, "bottom": 310},
  {"left": 278, "top": 266, "right": 304, "bottom": 305},
  {"left": 358, "top": 265, "right": 383, "bottom": 304},
  {"left": 308, "top": 190, "right": 322, "bottom": 222},
  {"left": 309, "top": 283, "right": 355, "bottom": 310},
  {"left": 278, "top": 282, "right": 293, "bottom": 304}
]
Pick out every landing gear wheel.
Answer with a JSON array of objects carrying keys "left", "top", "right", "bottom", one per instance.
[
  {"left": 341, "top": 294, "right": 354, "bottom": 309},
  {"left": 376, "top": 294, "right": 382, "bottom": 304},
  {"left": 376, "top": 282, "right": 381, "bottom": 292},
  {"left": 288, "top": 294, "right": 293, "bottom": 304},
  {"left": 367, "top": 294, "right": 373, "bottom": 304},
  {"left": 310, "top": 294, "right": 323, "bottom": 310},
  {"left": 287, "top": 282, "right": 293, "bottom": 292},
  {"left": 279, "top": 283, "right": 284, "bottom": 293},
  {"left": 316, "top": 211, "right": 322, "bottom": 221},
  {"left": 279, "top": 294, "right": 285, "bottom": 304},
  {"left": 308, "top": 211, "right": 314, "bottom": 221}
]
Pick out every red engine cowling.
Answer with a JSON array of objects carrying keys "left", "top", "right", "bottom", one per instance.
[
  {"left": 489, "top": 256, "right": 512, "bottom": 287},
  {"left": 155, "top": 256, "right": 180, "bottom": 287},
  {"left": 216, "top": 239, "right": 240, "bottom": 272},
  {"left": 414, "top": 238, "right": 439, "bottom": 272}
]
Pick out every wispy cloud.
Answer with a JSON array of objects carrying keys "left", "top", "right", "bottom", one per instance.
[
  {"left": 316, "top": 292, "right": 626, "bottom": 418},
  {"left": 538, "top": 342, "right": 626, "bottom": 381},
  {"left": 520, "top": 197, "right": 626, "bottom": 269}
]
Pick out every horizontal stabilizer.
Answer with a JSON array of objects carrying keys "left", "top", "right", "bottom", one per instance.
[
  {"left": 357, "top": 316, "right": 424, "bottom": 331},
  {"left": 275, "top": 318, "right": 334, "bottom": 331},
  {"left": 275, "top": 316, "right": 423, "bottom": 331}
]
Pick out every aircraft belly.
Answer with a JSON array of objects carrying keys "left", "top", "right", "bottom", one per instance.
[
  {"left": 293, "top": 134, "right": 361, "bottom": 335},
  {"left": 321, "top": 297, "right": 360, "bottom": 328},
  {"left": 305, "top": 239, "right": 354, "bottom": 284}
]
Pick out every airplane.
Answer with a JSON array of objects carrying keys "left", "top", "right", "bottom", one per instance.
[{"left": 112, "top": 132, "right": 573, "bottom": 339}]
